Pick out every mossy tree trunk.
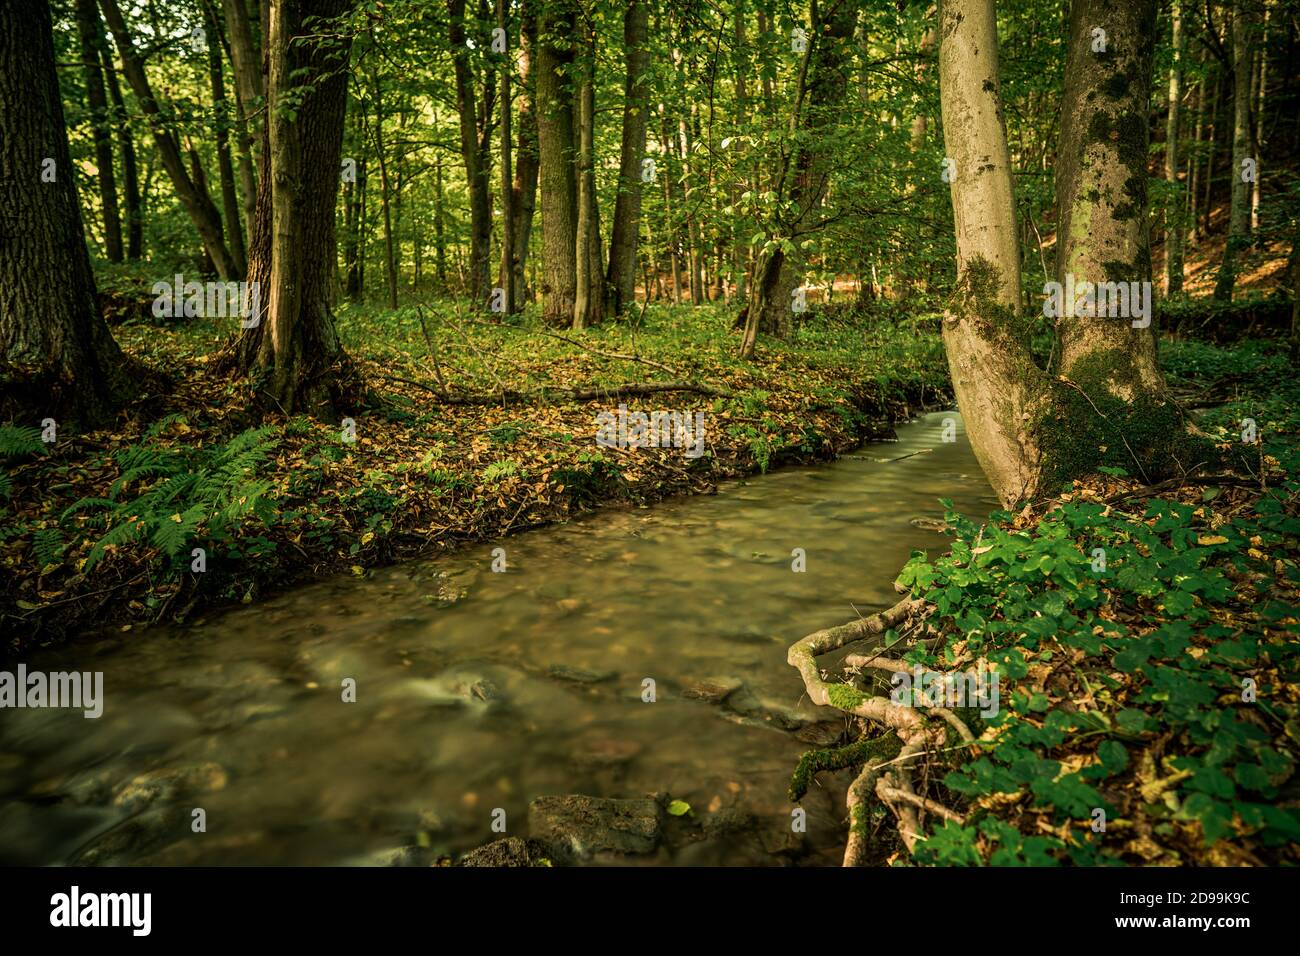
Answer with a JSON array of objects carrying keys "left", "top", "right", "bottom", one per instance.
[
  {"left": 936, "top": 0, "right": 1048, "bottom": 506},
  {"left": 939, "top": 0, "right": 1187, "bottom": 508},
  {"left": 604, "top": 0, "right": 650, "bottom": 319}
]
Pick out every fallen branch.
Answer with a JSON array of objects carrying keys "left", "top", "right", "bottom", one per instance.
[{"left": 375, "top": 374, "right": 730, "bottom": 405}]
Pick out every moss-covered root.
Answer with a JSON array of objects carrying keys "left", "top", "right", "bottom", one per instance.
[
  {"left": 786, "top": 596, "right": 937, "bottom": 745},
  {"left": 789, "top": 733, "right": 903, "bottom": 802}
]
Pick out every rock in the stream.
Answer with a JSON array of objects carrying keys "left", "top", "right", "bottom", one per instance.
[
  {"left": 548, "top": 664, "right": 615, "bottom": 685},
  {"left": 528, "top": 795, "right": 661, "bottom": 862},
  {"left": 112, "top": 762, "right": 229, "bottom": 814},
  {"left": 458, "top": 836, "right": 548, "bottom": 867},
  {"left": 681, "top": 676, "right": 744, "bottom": 704}
]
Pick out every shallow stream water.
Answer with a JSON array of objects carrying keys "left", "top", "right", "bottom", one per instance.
[{"left": 0, "top": 411, "right": 994, "bottom": 866}]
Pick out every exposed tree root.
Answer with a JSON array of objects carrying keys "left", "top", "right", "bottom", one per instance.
[{"left": 788, "top": 594, "right": 974, "bottom": 866}]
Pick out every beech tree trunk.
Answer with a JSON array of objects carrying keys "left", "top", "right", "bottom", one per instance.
[
  {"left": 504, "top": 3, "right": 539, "bottom": 310},
  {"left": 100, "top": 37, "right": 141, "bottom": 258},
  {"left": 1, "top": 0, "right": 130, "bottom": 422},
  {"left": 936, "top": 0, "right": 1046, "bottom": 505},
  {"left": 535, "top": 0, "right": 578, "bottom": 326},
  {"left": 224, "top": 0, "right": 356, "bottom": 418},
  {"left": 573, "top": 32, "right": 604, "bottom": 328},
  {"left": 937, "top": 0, "right": 1184, "bottom": 507},
  {"left": 605, "top": 0, "right": 650, "bottom": 318}
]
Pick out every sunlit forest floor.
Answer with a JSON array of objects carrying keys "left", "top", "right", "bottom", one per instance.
[{"left": 4, "top": 299, "right": 954, "bottom": 648}]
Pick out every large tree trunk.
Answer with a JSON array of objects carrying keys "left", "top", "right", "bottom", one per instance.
[
  {"left": 938, "top": 0, "right": 1183, "bottom": 508},
  {"left": 740, "top": 0, "right": 858, "bottom": 358},
  {"left": 74, "top": 0, "right": 123, "bottom": 263},
  {"left": 1214, "top": 1, "right": 1254, "bottom": 300},
  {"left": 98, "top": 0, "right": 240, "bottom": 279},
  {"left": 223, "top": 0, "right": 356, "bottom": 418},
  {"left": 1164, "top": 0, "right": 1185, "bottom": 294},
  {"left": 535, "top": 0, "right": 578, "bottom": 326},
  {"left": 936, "top": 0, "right": 1046, "bottom": 506},
  {"left": 1, "top": 0, "right": 131, "bottom": 423},
  {"left": 450, "top": 0, "right": 494, "bottom": 310},
  {"left": 604, "top": 0, "right": 650, "bottom": 318}
]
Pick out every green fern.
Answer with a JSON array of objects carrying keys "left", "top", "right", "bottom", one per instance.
[
  {"left": 0, "top": 425, "right": 44, "bottom": 460},
  {"left": 32, "top": 528, "right": 65, "bottom": 566},
  {"left": 67, "top": 425, "right": 281, "bottom": 574}
]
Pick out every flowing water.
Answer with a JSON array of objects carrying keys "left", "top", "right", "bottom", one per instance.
[{"left": 0, "top": 411, "right": 994, "bottom": 866}]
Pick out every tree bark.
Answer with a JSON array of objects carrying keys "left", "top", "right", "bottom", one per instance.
[
  {"left": 605, "top": 0, "right": 650, "bottom": 318},
  {"left": 223, "top": 0, "right": 357, "bottom": 418},
  {"left": 450, "top": 0, "right": 494, "bottom": 310},
  {"left": 505, "top": 2, "right": 539, "bottom": 310},
  {"left": 496, "top": 0, "right": 515, "bottom": 315},
  {"left": 573, "top": 30, "right": 604, "bottom": 328},
  {"left": 100, "top": 33, "right": 141, "bottom": 259},
  {"left": 204, "top": 0, "right": 247, "bottom": 274},
  {"left": 74, "top": 0, "right": 123, "bottom": 263},
  {"left": 535, "top": 0, "right": 578, "bottom": 326},
  {"left": 1214, "top": 1, "right": 1254, "bottom": 300},
  {"left": 1165, "top": 0, "right": 1185, "bottom": 294},
  {"left": 936, "top": 0, "right": 1046, "bottom": 506},
  {"left": 1, "top": 0, "right": 131, "bottom": 422}
]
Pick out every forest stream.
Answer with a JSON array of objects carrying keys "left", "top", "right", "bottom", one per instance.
[{"left": 0, "top": 412, "right": 995, "bottom": 866}]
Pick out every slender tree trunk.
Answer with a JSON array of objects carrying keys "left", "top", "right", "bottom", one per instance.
[
  {"left": 370, "top": 73, "right": 398, "bottom": 309},
  {"left": 1201, "top": 59, "right": 1221, "bottom": 240},
  {"left": 741, "top": 0, "right": 858, "bottom": 357},
  {"left": 74, "top": 0, "right": 123, "bottom": 262},
  {"left": 1214, "top": 1, "right": 1254, "bottom": 300},
  {"left": 450, "top": 0, "right": 493, "bottom": 310},
  {"left": 496, "top": 0, "right": 515, "bottom": 314},
  {"left": 434, "top": 151, "right": 447, "bottom": 286},
  {"left": 1, "top": 0, "right": 131, "bottom": 422},
  {"left": 574, "top": 31, "right": 604, "bottom": 328},
  {"left": 99, "top": 0, "right": 240, "bottom": 278},
  {"left": 99, "top": 41, "right": 141, "bottom": 259},
  {"left": 1187, "top": 59, "right": 1205, "bottom": 246},
  {"left": 535, "top": 0, "right": 578, "bottom": 326},
  {"left": 1165, "top": 0, "right": 1184, "bottom": 294},
  {"left": 506, "top": 3, "right": 539, "bottom": 308},
  {"left": 605, "top": 0, "right": 650, "bottom": 318},
  {"left": 204, "top": 0, "right": 246, "bottom": 273}
]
